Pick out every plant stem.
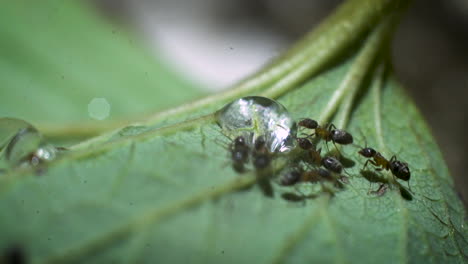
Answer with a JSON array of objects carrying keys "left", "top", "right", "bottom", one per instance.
[{"left": 39, "top": 0, "right": 410, "bottom": 142}]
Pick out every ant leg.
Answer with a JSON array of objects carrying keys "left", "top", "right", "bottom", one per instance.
[
  {"left": 324, "top": 141, "right": 331, "bottom": 154},
  {"left": 362, "top": 159, "right": 378, "bottom": 171},
  {"left": 362, "top": 159, "right": 371, "bottom": 171},
  {"left": 332, "top": 141, "right": 343, "bottom": 156}
]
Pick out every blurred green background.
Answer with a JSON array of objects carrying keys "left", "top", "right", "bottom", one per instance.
[{"left": 1, "top": 0, "right": 466, "bottom": 199}]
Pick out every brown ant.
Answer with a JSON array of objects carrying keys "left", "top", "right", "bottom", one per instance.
[
  {"left": 229, "top": 136, "right": 250, "bottom": 173},
  {"left": 279, "top": 168, "right": 332, "bottom": 186},
  {"left": 321, "top": 156, "right": 343, "bottom": 174},
  {"left": 358, "top": 146, "right": 411, "bottom": 188},
  {"left": 298, "top": 118, "right": 353, "bottom": 145},
  {"left": 297, "top": 118, "right": 353, "bottom": 155},
  {"left": 296, "top": 137, "right": 314, "bottom": 150},
  {"left": 298, "top": 118, "right": 318, "bottom": 129},
  {"left": 252, "top": 136, "right": 272, "bottom": 169},
  {"left": 306, "top": 146, "right": 346, "bottom": 175}
]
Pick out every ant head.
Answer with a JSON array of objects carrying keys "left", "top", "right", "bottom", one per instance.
[
  {"left": 358, "top": 147, "right": 376, "bottom": 158},
  {"left": 296, "top": 137, "right": 313, "bottom": 150},
  {"left": 234, "top": 136, "right": 246, "bottom": 146}
]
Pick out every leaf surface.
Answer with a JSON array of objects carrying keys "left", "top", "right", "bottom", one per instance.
[
  {"left": 0, "top": 0, "right": 203, "bottom": 138},
  {"left": 0, "top": 0, "right": 466, "bottom": 263}
]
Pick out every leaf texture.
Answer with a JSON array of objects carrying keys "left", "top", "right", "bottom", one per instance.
[{"left": 0, "top": 0, "right": 466, "bottom": 263}]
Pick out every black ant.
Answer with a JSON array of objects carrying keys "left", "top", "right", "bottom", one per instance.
[
  {"left": 252, "top": 136, "right": 272, "bottom": 170},
  {"left": 298, "top": 118, "right": 318, "bottom": 130},
  {"left": 279, "top": 169, "right": 302, "bottom": 186},
  {"left": 297, "top": 118, "right": 353, "bottom": 156},
  {"left": 229, "top": 136, "right": 250, "bottom": 173},
  {"left": 306, "top": 146, "right": 345, "bottom": 175},
  {"left": 298, "top": 118, "right": 353, "bottom": 145},
  {"left": 296, "top": 137, "right": 314, "bottom": 150},
  {"left": 358, "top": 146, "right": 411, "bottom": 188},
  {"left": 321, "top": 156, "right": 343, "bottom": 174}
]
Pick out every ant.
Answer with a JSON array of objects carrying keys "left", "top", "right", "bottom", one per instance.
[
  {"left": 321, "top": 156, "right": 343, "bottom": 174},
  {"left": 297, "top": 118, "right": 353, "bottom": 154},
  {"left": 358, "top": 146, "right": 411, "bottom": 188},
  {"left": 307, "top": 146, "right": 346, "bottom": 176},
  {"left": 229, "top": 136, "right": 250, "bottom": 173},
  {"left": 279, "top": 167, "right": 331, "bottom": 186},
  {"left": 298, "top": 118, "right": 353, "bottom": 145},
  {"left": 296, "top": 137, "right": 314, "bottom": 150},
  {"left": 252, "top": 136, "right": 272, "bottom": 170}
]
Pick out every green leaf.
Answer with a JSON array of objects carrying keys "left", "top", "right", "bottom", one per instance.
[
  {"left": 0, "top": 0, "right": 467, "bottom": 263},
  {"left": 0, "top": 0, "right": 203, "bottom": 139}
]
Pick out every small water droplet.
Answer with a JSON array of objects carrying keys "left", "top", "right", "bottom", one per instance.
[
  {"left": 0, "top": 118, "right": 60, "bottom": 170},
  {"left": 216, "top": 96, "right": 296, "bottom": 152},
  {"left": 88, "top": 98, "right": 110, "bottom": 120}
]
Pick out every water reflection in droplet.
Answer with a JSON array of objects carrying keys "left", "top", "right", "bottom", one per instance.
[{"left": 216, "top": 96, "right": 296, "bottom": 153}]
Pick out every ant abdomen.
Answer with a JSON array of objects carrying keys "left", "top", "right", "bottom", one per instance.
[
  {"left": 330, "top": 129, "right": 353, "bottom": 145},
  {"left": 390, "top": 160, "right": 410, "bottom": 181},
  {"left": 298, "top": 118, "right": 318, "bottom": 129},
  {"left": 321, "top": 156, "right": 343, "bottom": 174}
]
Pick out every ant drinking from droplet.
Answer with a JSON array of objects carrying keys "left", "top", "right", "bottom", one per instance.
[
  {"left": 229, "top": 136, "right": 250, "bottom": 173},
  {"left": 252, "top": 136, "right": 272, "bottom": 170}
]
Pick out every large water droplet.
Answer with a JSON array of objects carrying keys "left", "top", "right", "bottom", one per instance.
[
  {"left": 0, "top": 118, "right": 59, "bottom": 169},
  {"left": 216, "top": 96, "right": 296, "bottom": 152}
]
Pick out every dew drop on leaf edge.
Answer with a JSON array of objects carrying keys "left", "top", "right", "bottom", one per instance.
[{"left": 0, "top": 117, "right": 59, "bottom": 170}]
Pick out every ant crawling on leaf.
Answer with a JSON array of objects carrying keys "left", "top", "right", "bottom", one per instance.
[
  {"left": 358, "top": 146, "right": 411, "bottom": 190},
  {"left": 298, "top": 118, "right": 354, "bottom": 145},
  {"left": 297, "top": 118, "right": 353, "bottom": 155},
  {"left": 306, "top": 146, "right": 347, "bottom": 177}
]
